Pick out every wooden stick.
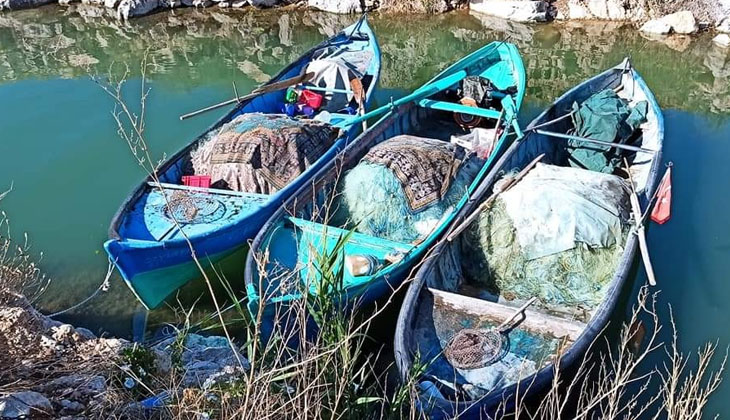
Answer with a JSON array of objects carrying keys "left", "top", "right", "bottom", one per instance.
[
  {"left": 446, "top": 153, "right": 545, "bottom": 242},
  {"left": 497, "top": 297, "right": 538, "bottom": 331},
  {"left": 625, "top": 159, "right": 657, "bottom": 286},
  {"left": 536, "top": 129, "right": 655, "bottom": 154},
  {"left": 179, "top": 72, "right": 314, "bottom": 121}
]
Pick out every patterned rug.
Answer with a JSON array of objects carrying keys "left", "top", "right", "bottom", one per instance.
[
  {"left": 208, "top": 113, "right": 339, "bottom": 192},
  {"left": 362, "top": 135, "right": 465, "bottom": 212}
]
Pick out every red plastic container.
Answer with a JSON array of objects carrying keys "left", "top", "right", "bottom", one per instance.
[
  {"left": 298, "top": 90, "right": 323, "bottom": 110},
  {"left": 182, "top": 175, "right": 211, "bottom": 189}
]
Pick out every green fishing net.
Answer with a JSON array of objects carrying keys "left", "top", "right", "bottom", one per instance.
[{"left": 461, "top": 200, "right": 627, "bottom": 309}]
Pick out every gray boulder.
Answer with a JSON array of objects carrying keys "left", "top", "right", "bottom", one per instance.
[
  {"left": 565, "top": 0, "right": 647, "bottom": 21},
  {"left": 307, "top": 0, "right": 362, "bottom": 14},
  {"left": 661, "top": 11, "right": 698, "bottom": 34},
  {"left": 714, "top": 33, "right": 730, "bottom": 47},
  {"left": 0, "top": 391, "right": 52, "bottom": 419},
  {"left": 116, "top": 0, "right": 163, "bottom": 19},
  {"left": 640, "top": 18, "right": 671, "bottom": 35},
  {"left": 470, "top": 0, "right": 548, "bottom": 23},
  {"left": 153, "top": 334, "right": 249, "bottom": 388},
  {"left": 0, "top": 0, "right": 54, "bottom": 10}
]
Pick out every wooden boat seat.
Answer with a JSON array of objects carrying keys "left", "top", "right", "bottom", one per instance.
[
  {"left": 417, "top": 99, "right": 502, "bottom": 120},
  {"left": 427, "top": 287, "right": 586, "bottom": 342},
  {"left": 147, "top": 181, "right": 269, "bottom": 200},
  {"left": 287, "top": 217, "right": 414, "bottom": 291}
]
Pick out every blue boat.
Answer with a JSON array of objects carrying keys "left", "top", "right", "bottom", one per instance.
[
  {"left": 393, "top": 59, "right": 664, "bottom": 419},
  {"left": 105, "top": 16, "right": 381, "bottom": 310},
  {"left": 244, "top": 41, "right": 526, "bottom": 341}
]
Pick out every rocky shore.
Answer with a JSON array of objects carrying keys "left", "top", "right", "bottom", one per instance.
[
  {"left": 0, "top": 0, "right": 729, "bottom": 39},
  {"left": 0, "top": 290, "right": 250, "bottom": 418}
]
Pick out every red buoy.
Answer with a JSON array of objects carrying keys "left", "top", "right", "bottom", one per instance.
[{"left": 651, "top": 166, "right": 672, "bottom": 224}]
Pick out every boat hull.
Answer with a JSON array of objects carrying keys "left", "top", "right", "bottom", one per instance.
[
  {"left": 106, "top": 17, "right": 382, "bottom": 309},
  {"left": 245, "top": 41, "right": 527, "bottom": 343},
  {"left": 393, "top": 59, "right": 665, "bottom": 419}
]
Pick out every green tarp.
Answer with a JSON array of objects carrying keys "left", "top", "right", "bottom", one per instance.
[{"left": 569, "top": 89, "right": 648, "bottom": 173}]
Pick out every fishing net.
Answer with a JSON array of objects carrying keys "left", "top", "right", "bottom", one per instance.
[
  {"left": 337, "top": 136, "right": 481, "bottom": 243},
  {"left": 163, "top": 191, "right": 225, "bottom": 224},
  {"left": 461, "top": 165, "right": 630, "bottom": 309},
  {"left": 444, "top": 328, "right": 507, "bottom": 369}
]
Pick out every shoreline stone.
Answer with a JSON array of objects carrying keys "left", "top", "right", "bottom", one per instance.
[{"left": 470, "top": 0, "right": 548, "bottom": 23}]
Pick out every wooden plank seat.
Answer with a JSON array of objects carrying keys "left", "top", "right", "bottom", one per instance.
[
  {"left": 428, "top": 287, "right": 586, "bottom": 342},
  {"left": 146, "top": 182, "right": 269, "bottom": 200},
  {"left": 417, "top": 99, "right": 502, "bottom": 120}
]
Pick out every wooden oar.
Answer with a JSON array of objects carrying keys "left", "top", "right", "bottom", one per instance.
[
  {"left": 343, "top": 69, "right": 468, "bottom": 128},
  {"left": 179, "top": 72, "right": 315, "bottom": 121},
  {"left": 446, "top": 153, "right": 545, "bottom": 242},
  {"left": 535, "top": 129, "right": 655, "bottom": 154},
  {"left": 625, "top": 159, "right": 656, "bottom": 286}
]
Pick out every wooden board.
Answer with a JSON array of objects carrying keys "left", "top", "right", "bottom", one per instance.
[{"left": 428, "top": 287, "right": 586, "bottom": 341}]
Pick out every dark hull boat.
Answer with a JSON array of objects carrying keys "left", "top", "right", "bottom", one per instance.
[
  {"left": 394, "top": 59, "right": 664, "bottom": 419},
  {"left": 104, "top": 16, "right": 381, "bottom": 309},
  {"left": 244, "top": 42, "right": 526, "bottom": 341}
]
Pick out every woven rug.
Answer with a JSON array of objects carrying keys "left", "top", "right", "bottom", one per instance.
[{"left": 362, "top": 135, "right": 464, "bottom": 212}]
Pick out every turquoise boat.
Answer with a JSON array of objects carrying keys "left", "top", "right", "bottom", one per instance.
[
  {"left": 104, "top": 16, "right": 381, "bottom": 310},
  {"left": 244, "top": 41, "right": 526, "bottom": 340}
]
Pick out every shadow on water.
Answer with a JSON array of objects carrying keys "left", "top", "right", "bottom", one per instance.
[{"left": 1, "top": 6, "right": 730, "bottom": 415}]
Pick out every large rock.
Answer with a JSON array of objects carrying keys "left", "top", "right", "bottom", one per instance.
[
  {"left": 0, "top": 391, "right": 52, "bottom": 419},
  {"left": 116, "top": 0, "right": 163, "bottom": 19},
  {"left": 714, "top": 33, "right": 730, "bottom": 47},
  {"left": 717, "top": 17, "right": 730, "bottom": 33},
  {"left": 307, "top": 0, "right": 362, "bottom": 14},
  {"left": 640, "top": 18, "right": 672, "bottom": 35},
  {"left": 470, "top": 0, "right": 548, "bottom": 22},
  {"left": 564, "top": 0, "right": 647, "bottom": 21},
  {"left": 660, "top": 11, "right": 698, "bottom": 34},
  {"left": 0, "top": 0, "right": 54, "bottom": 10}
]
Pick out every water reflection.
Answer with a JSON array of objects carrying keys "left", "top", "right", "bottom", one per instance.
[{"left": 1, "top": 8, "right": 729, "bottom": 113}]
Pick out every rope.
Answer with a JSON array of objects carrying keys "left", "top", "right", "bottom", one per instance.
[{"left": 48, "top": 259, "right": 114, "bottom": 318}]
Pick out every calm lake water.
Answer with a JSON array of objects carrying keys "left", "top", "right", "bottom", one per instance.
[{"left": 1, "top": 6, "right": 730, "bottom": 416}]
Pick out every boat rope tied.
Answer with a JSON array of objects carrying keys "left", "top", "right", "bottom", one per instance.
[{"left": 48, "top": 258, "right": 114, "bottom": 318}]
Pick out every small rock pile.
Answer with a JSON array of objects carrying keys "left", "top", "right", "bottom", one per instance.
[
  {"left": 0, "top": 291, "right": 126, "bottom": 418},
  {"left": 0, "top": 290, "right": 250, "bottom": 418}
]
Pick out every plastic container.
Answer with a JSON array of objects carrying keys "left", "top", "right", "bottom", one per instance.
[
  {"left": 285, "top": 87, "right": 298, "bottom": 103},
  {"left": 182, "top": 175, "right": 211, "bottom": 189},
  {"left": 298, "top": 104, "right": 316, "bottom": 118},
  {"left": 282, "top": 103, "right": 297, "bottom": 117},
  {"left": 298, "top": 89, "right": 323, "bottom": 110},
  {"left": 314, "top": 110, "right": 332, "bottom": 124}
]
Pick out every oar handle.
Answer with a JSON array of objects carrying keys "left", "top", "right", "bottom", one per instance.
[{"left": 498, "top": 297, "right": 538, "bottom": 331}]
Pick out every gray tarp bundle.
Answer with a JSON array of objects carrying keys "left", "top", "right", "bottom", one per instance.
[{"left": 569, "top": 89, "right": 648, "bottom": 173}]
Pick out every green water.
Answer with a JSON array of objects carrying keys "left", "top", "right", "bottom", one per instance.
[{"left": 1, "top": 6, "right": 730, "bottom": 415}]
